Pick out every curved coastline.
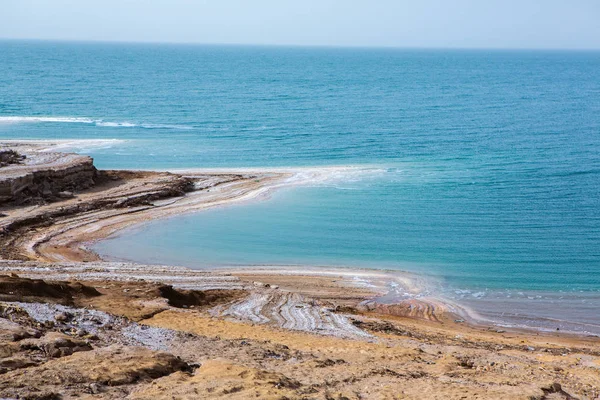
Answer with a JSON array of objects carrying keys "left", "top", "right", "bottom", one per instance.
[
  {"left": 2, "top": 142, "right": 600, "bottom": 397},
  {"left": 0, "top": 141, "right": 597, "bottom": 337}
]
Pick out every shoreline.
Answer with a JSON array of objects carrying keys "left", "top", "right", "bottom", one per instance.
[
  {"left": 1, "top": 258, "right": 598, "bottom": 342},
  {"left": 0, "top": 141, "right": 598, "bottom": 337},
  {"left": 1, "top": 142, "right": 600, "bottom": 397}
]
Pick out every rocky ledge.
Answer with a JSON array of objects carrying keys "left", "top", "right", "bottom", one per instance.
[{"left": 0, "top": 147, "right": 97, "bottom": 205}]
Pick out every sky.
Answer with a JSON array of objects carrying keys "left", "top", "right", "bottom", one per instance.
[{"left": 1, "top": 0, "right": 600, "bottom": 49}]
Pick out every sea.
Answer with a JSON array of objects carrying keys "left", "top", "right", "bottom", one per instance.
[{"left": 1, "top": 40, "right": 599, "bottom": 334}]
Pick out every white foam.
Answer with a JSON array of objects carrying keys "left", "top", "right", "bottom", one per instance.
[
  {"left": 0, "top": 116, "right": 194, "bottom": 130},
  {"left": 165, "top": 165, "right": 395, "bottom": 193},
  {"left": 95, "top": 121, "right": 137, "bottom": 128},
  {"left": 39, "top": 139, "right": 126, "bottom": 152},
  {"left": 0, "top": 116, "right": 96, "bottom": 124},
  {"left": 283, "top": 166, "right": 391, "bottom": 189},
  {"left": 141, "top": 123, "right": 194, "bottom": 130}
]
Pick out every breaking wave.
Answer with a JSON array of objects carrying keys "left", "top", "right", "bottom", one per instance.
[{"left": 0, "top": 116, "right": 194, "bottom": 130}]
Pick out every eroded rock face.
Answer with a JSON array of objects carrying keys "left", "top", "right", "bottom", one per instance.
[
  {"left": 157, "top": 285, "right": 246, "bottom": 309},
  {"left": 0, "top": 150, "right": 26, "bottom": 168},
  {"left": 0, "top": 345, "right": 190, "bottom": 399},
  {"left": 0, "top": 149, "right": 97, "bottom": 204},
  {"left": 19, "top": 332, "right": 92, "bottom": 359},
  {"left": 0, "top": 275, "right": 101, "bottom": 305},
  {"left": 128, "top": 359, "right": 301, "bottom": 400}
]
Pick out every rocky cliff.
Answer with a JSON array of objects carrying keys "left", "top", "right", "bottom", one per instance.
[{"left": 0, "top": 148, "right": 97, "bottom": 204}]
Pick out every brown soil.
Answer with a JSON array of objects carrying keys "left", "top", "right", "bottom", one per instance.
[
  {"left": 157, "top": 285, "right": 246, "bottom": 309},
  {"left": 0, "top": 345, "right": 190, "bottom": 400},
  {"left": 0, "top": 270, "right": 599, "bottom": 399},
  {"left": 0, "top": 274, "right": 100, "bottom": 305}
]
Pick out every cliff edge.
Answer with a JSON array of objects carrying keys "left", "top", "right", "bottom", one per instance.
[{"left": 0, "top": 147, "right": 97, "bottom": 204}]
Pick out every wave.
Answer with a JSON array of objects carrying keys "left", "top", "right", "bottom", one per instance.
[
  {"left": 38, "top": 139, "right": 127, "bottom": 153},
  {"left": 0, "top": 116, "right": 96, "bottom": 124},
  {"left": 169, "top": 165, "right": 396, "bottom": 191},
  {"left": 285, "top": 165, "right": 393, "bottom": 189},
  {"left": 95, "top": 121, "right": 137, "bottom": 128},
  {"left": 0, "top": 116, "right": 194, "bottom": 130}
]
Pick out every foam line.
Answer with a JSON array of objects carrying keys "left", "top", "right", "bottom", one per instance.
[{"left": 0, "top": 116, "right": 194, "bottom": 130}]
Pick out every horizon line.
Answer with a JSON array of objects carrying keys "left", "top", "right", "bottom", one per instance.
[{"left": 1, "top": 37, "right": 599, "bottom": 52}]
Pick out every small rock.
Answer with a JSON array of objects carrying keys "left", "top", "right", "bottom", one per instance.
[
  {"left": 43, "top": 321, "right": 55, "bottom": 329},
  {"left": 76, "top": 329, "right": 86, "bottom": 337},
  {"left": 114, "top": 198, "right": 134, "bottom": 207},
  {"left": 550, "top": 382, "right": 562, "bottom": 392},
  {"left": 59, "top": 347, "right": 73, "bottom": 356},
  {"left": 54, "top": 312, "right": 71, "bottom": 322},
  {"left": 57, "top": 191, "right": 74, "bottom": 199},
  {"left": 526, "top": 346, "right": 535, "bottom": 351},
  {"left": 49, "top": 348, "right": 61, "bottom": 358},
  {"left": 0, "top": 357, "right": 36, "bottom": 370},
  {"left": 89, "top": 383, "right": 104, "bottom": 394},
  {"left": 361, "top": 301, "right": 376, "bottom": 311}
]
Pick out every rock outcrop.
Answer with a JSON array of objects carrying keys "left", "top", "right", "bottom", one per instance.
[
  {"left": 0, "top": 274, "right": 101, "bottom": 305},
  {"left": 0, "top": 149, "right": 97, "bottom": 204},
  {"left": 0, "top": 150, "right": 26, "bottom": 168}
]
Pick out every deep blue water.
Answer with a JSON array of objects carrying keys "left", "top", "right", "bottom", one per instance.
[{"left": 1, "top": 41, "right": 600, "bottom": 332}]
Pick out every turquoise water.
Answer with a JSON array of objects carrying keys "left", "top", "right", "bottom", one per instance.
[{"left": 2, "top": 41, "right": 600, "bottom": 332}]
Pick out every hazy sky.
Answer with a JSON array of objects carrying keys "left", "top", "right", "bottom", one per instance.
[{"left": 2, "top": 0, "right": 599, "bottom": 49}]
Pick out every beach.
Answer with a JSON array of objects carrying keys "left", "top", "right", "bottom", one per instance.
[{"left": 1, "top": 142, "right": 599, "bottom": 399}]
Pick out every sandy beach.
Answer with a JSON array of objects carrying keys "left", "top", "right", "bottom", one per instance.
[{"left": 1, "top": 142, "right": 599, "bottom": 399}]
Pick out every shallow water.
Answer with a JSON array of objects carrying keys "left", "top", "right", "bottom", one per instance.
[{"left": 1, "top": 41, "right": 600, "bottom": 333}]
